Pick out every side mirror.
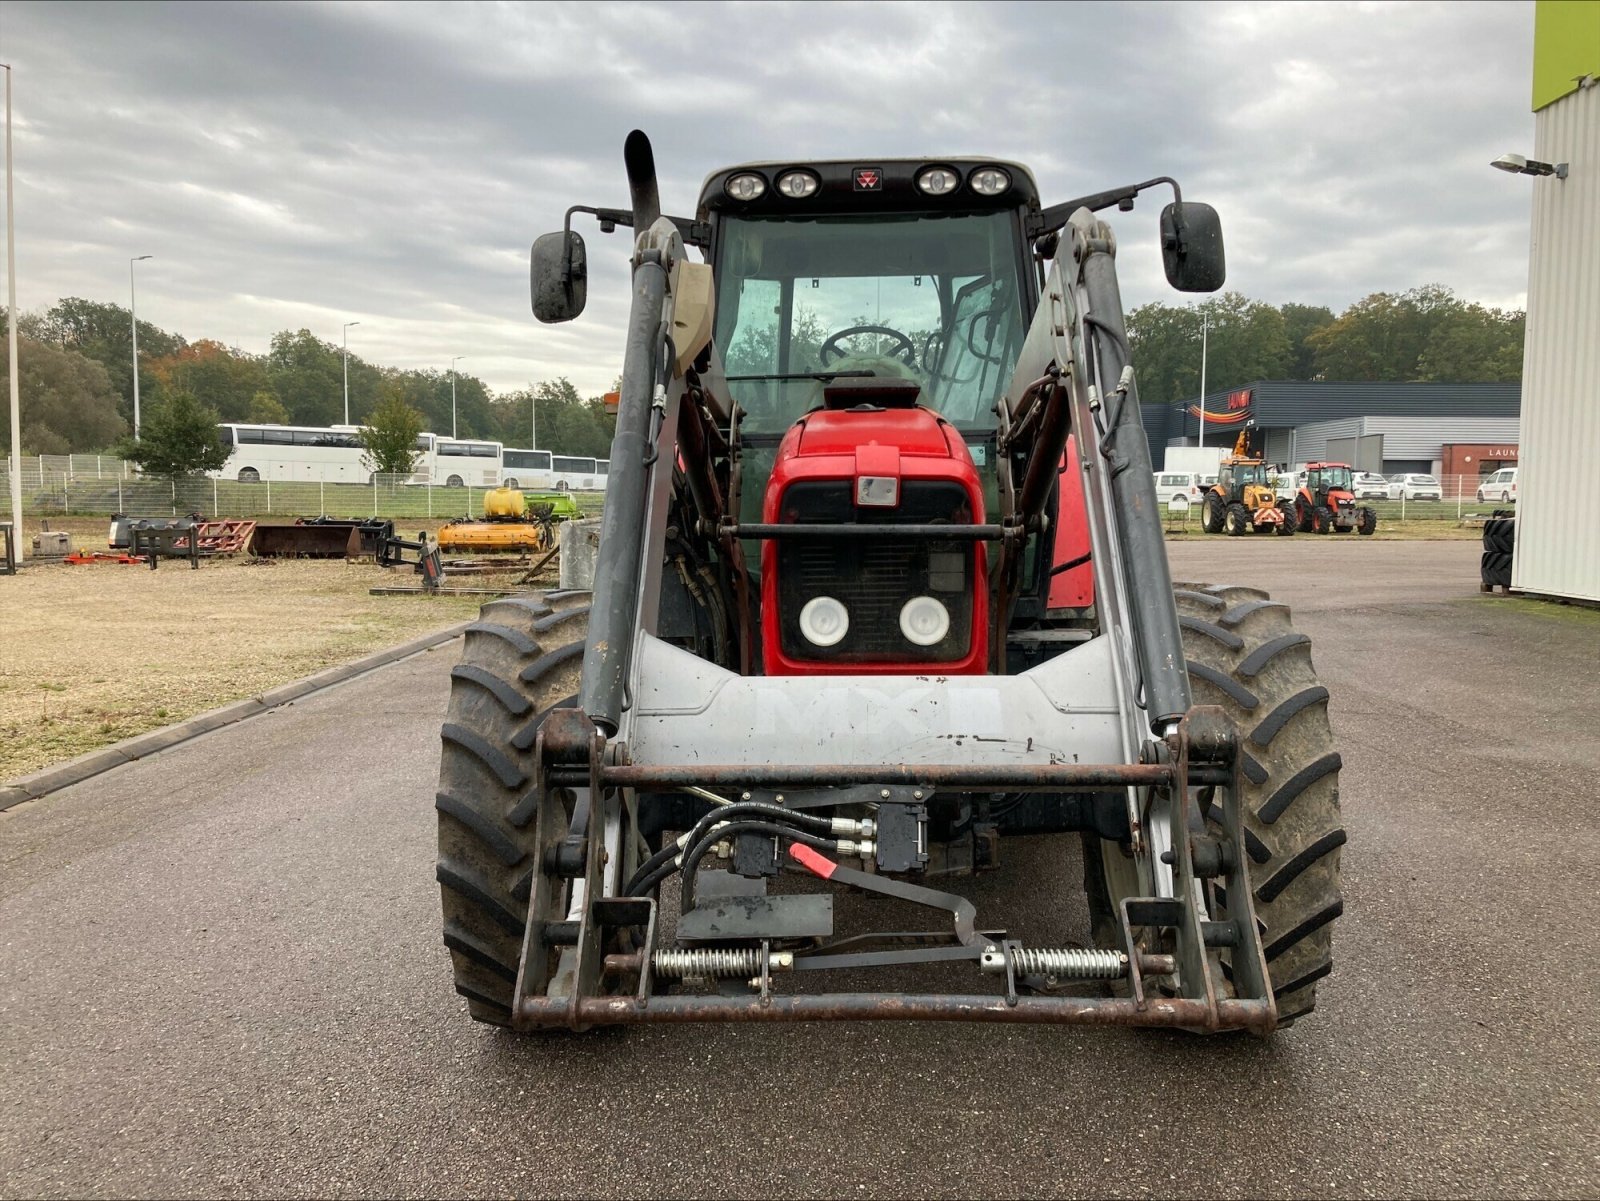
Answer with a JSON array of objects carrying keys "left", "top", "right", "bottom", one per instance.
[
  {"left": 530, "top": 230, "right": 587, "bottom": 323},
  {"left": 1160, "top": 202, "right": 1226, "bottom": 293}
]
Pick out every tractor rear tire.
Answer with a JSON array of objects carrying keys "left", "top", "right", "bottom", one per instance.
[
  {"left": 1312, "top": 505, "right": 1334, "bottom": 534},
  {"left": 1201, "top": 493, "right": 1225, "bottom": 534},
  {"left": 436, "top": 590, "right": 592, "bottom": 1026},
  {"left": 1356, "top": 507, "right": 1377, "bottom": 536},
  {"left": 1224, "top": 503, "right": 1249, "bottom": 536},
  {"left": 1083, "top": 584, "right": 1345, "bottom": 1027},
  {"left": 1295, "top": 500, "right": 1313, "bottom": 533}
]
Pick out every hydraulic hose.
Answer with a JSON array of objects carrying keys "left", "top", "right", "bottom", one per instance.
[{"left": 624, "top": 802, "right": 838, "bottom": 898}]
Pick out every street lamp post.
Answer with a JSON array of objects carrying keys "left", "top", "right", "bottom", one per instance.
[
  {"left": 450, "top": 356, "right": 464, "bottom": 438},
  {"left": 530, "top": 382, "right": 536, "bottom": 448},
  {"left": 1197, "top": 310, "right": 1209, "bottom": 449},
  {"left": 4, "top": 63, "right": 20, "bottom": 562},
  {"left": 130, "top": 255, "right": 152, "bottom": 439},
  {"left": 342, "top": 321, "right": 360, "bottom": 425}
]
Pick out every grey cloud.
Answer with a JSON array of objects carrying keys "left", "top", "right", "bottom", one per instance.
[{"left": 4, "top": 0, "right": 1535, "bottom": 399}]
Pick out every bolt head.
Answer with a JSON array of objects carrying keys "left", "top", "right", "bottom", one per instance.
[{"left": 881, "top": 789, "right": 891, "bottom": 799}]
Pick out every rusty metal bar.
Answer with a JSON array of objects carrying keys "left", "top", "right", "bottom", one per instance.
[
  {"left": 517, "top": 993, "right": 1273, "bottom": 1031},
  {"left": 550, "top": 762, "right": 1203, "bottom": 790}
]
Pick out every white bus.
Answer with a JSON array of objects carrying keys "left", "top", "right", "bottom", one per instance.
[
  {"left": 551, "top": 455, "right": 610, "bottom": 491},
  {"left": 427, "top": 436, "right": 503, "bottom": 487},
  {"left": 216, "top": 424, "right": 505, "bottom": 486},
  {"left": 217, "top": 423, "right": 367, "bottom": 482},
  {"left": 500, "top": 447, "right": 555, "bottom": 490}
]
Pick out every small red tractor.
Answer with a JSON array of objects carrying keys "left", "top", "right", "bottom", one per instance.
[
  {"left": 433, "top": 132, "right": 1344, "bottom": 1037},
  {"left": 1200, "top": 427, "right": 1293, "bottom": 536},
  {"left": 1294, "top": 462, "right": 1377, "bottom": 535}
]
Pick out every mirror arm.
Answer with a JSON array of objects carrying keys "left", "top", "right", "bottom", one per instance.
[
  {"left": 1027, "top": 176, "right": 1183, "bottom": 241},
  {"left": 562, "top": 205, "right": 709, "bottom": 280}
]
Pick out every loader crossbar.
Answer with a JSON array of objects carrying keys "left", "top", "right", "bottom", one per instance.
[
  {"left": 546, "top": 762, "right": 1229, "bottom": 789},
  {"left": 515, "top": 994, "right": 1275, "bottom": 1031}
]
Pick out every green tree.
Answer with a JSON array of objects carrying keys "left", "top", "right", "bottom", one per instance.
[
  {"left": 1279, "top": 303, "right": 1336, "bottom": 379},
  {"left": 246, "top": 391, "right": 290, "bottom": 423},
  {"left": 146, "top": 339, "right": 270, "bottom": 422},
  {"left": 119, "top": 393, "right": 230, "bottom": 479},
  {"left": 32, "top": 297, "right": 185, "bottom": 425},
  {"left": 265, "top": 329, "right": 343, "bottom": 425},
  {"left": 1127, "top": 293, "right": 1290, "bottom": 405},
  {"left": 0, "top": 333, "right": 128, "bottom": 453},
  {"left": 359, "top": 389, "right": 424, "bottom": 477}
]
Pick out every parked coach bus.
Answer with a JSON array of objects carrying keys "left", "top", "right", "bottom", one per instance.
[
  {"left": 501, "top": 447, "right": 554, "bottom": 490},
  {"left": 214, "top": 424, "right": 503, "bottom": 486},
  {"left": 550, "top": 455, "right": 610, "bottom": 491}
]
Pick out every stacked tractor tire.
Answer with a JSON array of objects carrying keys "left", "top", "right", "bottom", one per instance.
[{"left": 1480, "top": 511, "right": 1516, "bottom": 593}]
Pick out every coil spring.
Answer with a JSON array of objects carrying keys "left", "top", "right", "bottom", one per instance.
[
  {"left": 652, "top": 948, "right": 766, "bottom": 979},
  {"left": 981, "top": 947, "right": 1128, "bottom": 980}
]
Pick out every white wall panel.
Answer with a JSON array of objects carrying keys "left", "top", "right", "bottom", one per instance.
[{"left": 1515, "top": 81, "right": 1600, "bottom": 602}]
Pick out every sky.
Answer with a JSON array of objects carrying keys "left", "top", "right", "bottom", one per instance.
[{"left": 1, "top": 0, "right": 1538, "bottom": 399}]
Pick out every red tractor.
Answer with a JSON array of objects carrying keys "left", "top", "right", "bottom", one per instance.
[
  {"left": 1295, "top": 462, "right": 1377, "bottom": 535},
  {"left": 433, "top": 132, "right": 1346, "bottom": 1037}
]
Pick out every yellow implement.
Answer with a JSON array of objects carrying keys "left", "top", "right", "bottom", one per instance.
[{"left": 437, "top": 489, "right": 553, "bottom": 553}]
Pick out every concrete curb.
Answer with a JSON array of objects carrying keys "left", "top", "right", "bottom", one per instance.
[{"left": 1, "top": 620, "right": 473, "bottom": 813}]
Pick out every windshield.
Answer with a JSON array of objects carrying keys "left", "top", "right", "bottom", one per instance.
[
  {"left": 1313, "top": 466, "right": 1352, "bottom": 490},
  {"left": 714, "top": 212, "right": 1025, "bottom": 435},
  {"left": 1231, "top": 464, "right": 1265, "bottom": 486}
]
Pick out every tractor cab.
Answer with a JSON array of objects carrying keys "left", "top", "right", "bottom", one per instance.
[{"left": 695, "top": 160, "right": 1039, "bottom": 674}]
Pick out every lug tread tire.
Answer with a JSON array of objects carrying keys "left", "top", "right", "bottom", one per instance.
[
  {"left": 1170, "top": 583, "right": 1343, "bottom": 1025},
  {"left": 437, "top": 590, "right": 592, "bottom": 1026}
]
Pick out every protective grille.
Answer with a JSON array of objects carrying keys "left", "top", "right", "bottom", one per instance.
[{"left": 776, "top": 480, "right": 974, "bottom": 663}]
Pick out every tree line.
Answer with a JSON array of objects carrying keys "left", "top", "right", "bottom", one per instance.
[
  {"left": 1126, "top": 284, "right": 1524, "bottom": 407},
  {"left": 2, "top": 283, "right": 1524, "bottom": 463},
  {"left": 0, "top": 297, "right": 617, "bottom": 461}
]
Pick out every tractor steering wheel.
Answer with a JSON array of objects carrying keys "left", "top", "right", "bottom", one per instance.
[{"left": 818, "top": 325, "right": 918, "bottom": 369}]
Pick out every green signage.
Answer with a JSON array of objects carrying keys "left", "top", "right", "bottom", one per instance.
[{"left": 1534, "top": 0, "right": 1600, "bottom": 111}]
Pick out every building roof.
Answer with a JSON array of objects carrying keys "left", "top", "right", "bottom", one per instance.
[{"left": 1175, "top": 380, "right": 1520, "bottom": 438}]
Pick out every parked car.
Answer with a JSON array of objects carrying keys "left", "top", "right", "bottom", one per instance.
[
  {"left": 1388, "top": 473, "right": 1442, "bottom": 501},
  {"left": 1476, "top": 467, "right": 1518, "bottom": 503},
  {"left": 1273, "top": 469, "right": 1306, "bottom": 501},
  {"left": 1152, "top": 471, "right": 1203, "bottom": 506},
  {"left": 1352, "top": 472, "right": 1390, "bottom": 500}
]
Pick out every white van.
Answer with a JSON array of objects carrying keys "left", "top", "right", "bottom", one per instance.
[
  {"left": 1152, "top": 471, "right": 1203, "bottom": 506},
  {"left": 1476, "top": 467, "right": 1518, "bottom": 503}
]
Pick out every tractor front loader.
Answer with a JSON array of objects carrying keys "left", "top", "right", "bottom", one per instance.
[{"left": 435, "top": 133, "right": 1344, "bottom": 1034}]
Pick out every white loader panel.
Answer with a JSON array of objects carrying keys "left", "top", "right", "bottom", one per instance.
[{"left": 625, "top": 632, "right": 1132, "bottom": 767}]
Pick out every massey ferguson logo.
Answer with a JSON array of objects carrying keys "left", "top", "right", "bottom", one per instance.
[{"left": 854, "top": 168, "right": 882, "bottom": 191}]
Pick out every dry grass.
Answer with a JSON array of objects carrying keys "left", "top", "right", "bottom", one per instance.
[{"left": 0, "top": 527, "right": 518, "bottom": 781}]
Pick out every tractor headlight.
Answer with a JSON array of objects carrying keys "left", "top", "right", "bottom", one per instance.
[
  {"left": 968, "top": 167, "right": 1011, "bottom": 197},
  {"left": 775, "top": 170, "right": 820, "bottom": 199},
  {"left": 799, "top": 596, "right": 849, "bottom": 647},
  {"left": 724, "top": 172, "right": 767, "bottom": 202},
  {"left": 916, "top": 166, "right": 960, "bottom": 196},
  {"left": 899, "top": 596, "right": 950, "bottom": 647}
]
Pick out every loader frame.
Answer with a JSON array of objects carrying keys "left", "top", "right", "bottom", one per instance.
[{"left": 511, "top": 135, "right": 1276, "bottom": 1032}]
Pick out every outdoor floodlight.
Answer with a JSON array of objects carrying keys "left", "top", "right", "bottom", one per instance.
[{"left": 1491, "top": 152, "right": 1568, "bottom": 179}]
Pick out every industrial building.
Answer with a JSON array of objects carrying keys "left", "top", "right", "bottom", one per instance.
[
  {"left": 1508, "top": 2, "right": 1598, "bottom": 604},
  {"left": 1144, "top": 381, "right": 1520, "bottom": 479}
]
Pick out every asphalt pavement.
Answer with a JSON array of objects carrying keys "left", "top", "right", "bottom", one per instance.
[{"left": 3, "top": 539, "right": 1597, "bottom": 1199}]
